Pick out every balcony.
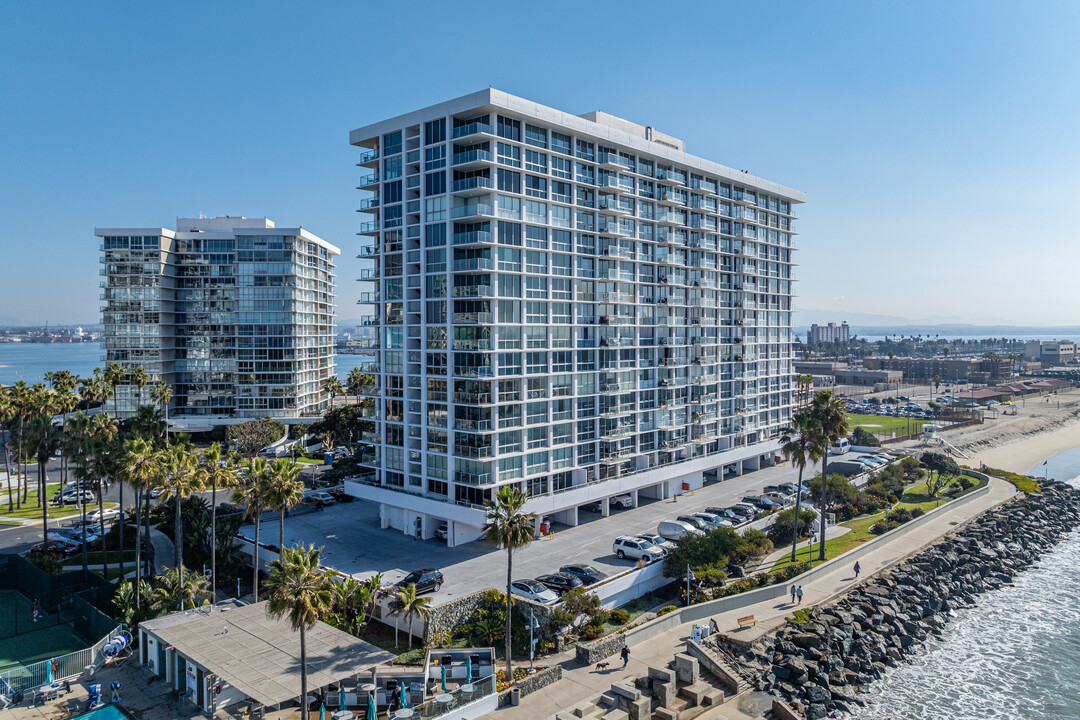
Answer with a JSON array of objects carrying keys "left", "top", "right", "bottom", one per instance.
[
  {"left": 451, "top": 203, "right": 494, "bottom": 220},
  {"left": 455, "top": 444, "right": 494, "bottom": 459},
  {"left": 452, "top": 176, "right": 493, "bottom": 194},
  {"left": 452, "top": 230, "right": 494, "bottom": 246},
  {"left": 598, "top": 152, "right": 631, "bottom": 170},
  {"left": 453, "top": 366, "right": 495, "bottom": 378},
  {"left": 453, "top": 418, "right": 493, "bottom": 432},
  {"left": 358, "top": 268, "right": 379, "bottom": 280},
  {"left": 598, "top": 218, "right": 629, "bottom": 236},
  {"left": 451, "top": 121, "right": 493, "bottom": 139},
  {"left": 358, "top": 221, "right": 379, "bottom": 235},
  {"left": 357, "top": 244, "right": 379, "bottom": 257},
  {"left": 452, "top": 257, "right": 494, "bottom": 272},
  {"left": 454, "top": 470, "right": 494, "bottom": 485},
  {"left": 358, "top": 197, "right": 380, "bottom": 212},
  {"left": 656, "top": 169, "right": 685, "bottom": 185},
  {"left": 656, "top": 209, "right": 682, "bottom": 226},
  {"left": 358, "top": 292, "right": 380, "bottom": 303},
  {"left": 452, "top": 149, "right": 493, "bottom": 168},
  {"left": 598, "top": 197, "right": 631, "bottom": 214},
  {"left": 657, "top": 189, "right": 684, "bottom": 206},
  {"left": 452, "top": 284, "right": 494, "bottom": 298},
  {"left": 453, "top": 312, "right": 493, "bottom": 325},
  {"left": 452, "top": 337, "right": 492, "bottom": 350},
  {"left": 357, "top": 173, "right": 379, "bottom": 188},
  {"left": 357, "top": 148, "right": 379, "bottom": 166}
]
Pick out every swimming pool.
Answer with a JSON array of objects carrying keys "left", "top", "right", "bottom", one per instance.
[{"left": 70, "top": 704, "right": 136, "bottom": 720}]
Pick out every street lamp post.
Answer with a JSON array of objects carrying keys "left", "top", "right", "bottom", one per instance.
[{"left": 685, "top": 565, "right": 696, "bottom": 606}]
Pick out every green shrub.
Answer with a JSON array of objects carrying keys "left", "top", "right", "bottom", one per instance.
[
  {"left": 765, "top": 507, "right": 818, "bottom": 545},
  {"left": 608, "top": 608, "right": 631, "bottom": 625},
  {"left": 851, "top": 426, "right": 881, "bottom": 447},
  {"left": 656, "top": 605, "right": 678, "bottom": 617},
  {"left": 910, "top": 507, "right": 926, "bottom": 519},
  {"left": 580, "top": 624, "right": 605, "bottom": 640},
  {"left": 982, "top": 467, "right": 1040, "bottom": 494},
  {"left": 787, "top": 608, "right": 812, "bottom": 625}
]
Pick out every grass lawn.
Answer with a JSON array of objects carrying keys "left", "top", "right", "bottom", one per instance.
[
  {"left": 847, "top": 413, "right": 929, "bottom": 437},
  {"left": 769, "top": 475, "right": 980, "bottom": 573},
  {"left": 296, "top": 457, "right": 324, "bottom": 465},
  {"left": 0, "top": 484, "right": 117, "bottom": 520},
  {"left": 60, "top": 550, "right": 137, "bottom": 566},
  {"left": 360, "top": 620, "right": 429, "bottom": 664},
  {"left": 0, "top": 520, "right": 20, "bottom": 527}
]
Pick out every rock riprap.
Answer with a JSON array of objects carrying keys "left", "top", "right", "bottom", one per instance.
[{"left": 709, "top": 479, "right": 1080, "bottom": 719}]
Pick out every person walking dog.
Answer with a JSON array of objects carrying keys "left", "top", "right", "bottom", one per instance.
[{"left": 621, "top": 645, "right": 630, "bottom": 668}]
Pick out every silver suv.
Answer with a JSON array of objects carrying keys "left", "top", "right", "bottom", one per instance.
[{"left": 613, "top": 536, "right": 664, "bottom": 563}]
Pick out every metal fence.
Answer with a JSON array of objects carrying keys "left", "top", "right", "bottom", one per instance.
[{"left": 0, "top": 624, "right": 128, "bottom": 695}]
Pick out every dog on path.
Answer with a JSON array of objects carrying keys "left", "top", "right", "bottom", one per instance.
[{"left": 595, "top": 661, "right": 610, "bottom": 672}]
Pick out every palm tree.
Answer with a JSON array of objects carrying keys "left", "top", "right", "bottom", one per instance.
[
  {"left": 129, "top": 366, "right": 149, "bottom": 409},
  {"left": 264, "top": 544, "right": 335, "bottom": 720},
  {"left": 234, "top": 458, "right": 272, "bottom": 602},
  {"left": 333, "top": 575, "right": 375, "bottom": 636},
  {"left": 86, "top": 423, "right": 119, "bottom": 577},
  {"left": 778, "top": 409, "right": 819, "bottom": 562},
  {"left": 346, "top": 367, "right": 366, "bottom": 405},
  {"left": 45, "top": 372, "right": 79, "bottom": 507},
  {"left": 322, "top": 377, "right": 346, "bottom": 407},
  {"left": 25, "top": 414, "right": 60, "bottom": 548},
  {"left": 390, "top": 583, "right": 432, "bottom": 651},
  {"left": 268, "top": 459, "right": 305, "bottom": 553},
  {"left": 10, "top": 381, "right": 31, "bottom": 506},
  {"left": 483, "top": 485, "right": 536, "bottom": 679},
  {"left": 104, "top": 362, "right": 126, "bottom": 419},
  {"left": 202, "top": 443, "right": 239, "bottom": 604},
  {"left": 157, "top": 444, "right": 207, "bottom": 608},
  {"left": 119, "top": 436, "right": 161, "bottom": 607},
  {"left": 0, "top": 390, "right": 16, "bottom": 513},
  {"left": 132, "top": 405, "right": 165, "bottom": 438},
  {"left": 810, "top": 390, "right": 848, "bottom": 562},
  {"left": 65, "top": 412, "right": 95, "bottom": 571},
  {"left": 151, "top": 381, "right": 172, "bottom": 446},
  {"left": 150, "top": 566, "right": 211, "bottom": 612}
]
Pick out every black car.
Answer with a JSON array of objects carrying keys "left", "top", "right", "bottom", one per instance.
[
  {"left": 582, "top": 501, "right": 603, "bottom": 513},
  {"left": 559, "top": 564, "right": 608, "bottom": 586},
  {"left": 399, "top": 568, "right": 444, "bottom": 594},
  {"left": 535, "top": 572, "right": 583, "bottom": 595}
]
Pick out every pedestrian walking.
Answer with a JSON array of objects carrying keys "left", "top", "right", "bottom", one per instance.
[
  {"left": 854, "top": 561, "right": 861, "bottom": 578},
  {"left": 796, "top": 586, "right": 803, "bottom": 605},
  {"left": 790, "top": 584, "right": 797, "bottom": 604},
  {"left": 621, "top": 645, "right": 630, "bottom": 668},
  {"left": 110, "top": 680, "right": 121, "bottom": 703},
  {"left": 32, "top": 599, "right": 40, "bottom": 623}
]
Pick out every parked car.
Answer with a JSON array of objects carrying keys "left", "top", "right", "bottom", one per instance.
[
  {"left": 690, "top": 512, "right": 731, "bottom": 529},
  {"left": 510, "top": 580, "right": 559, "bottom": 603},
  {"left": 49, "top": 527, "right": 103, "bottom": 545},
  {"left": 612, "top": 536, "right": 664, "bottom": 563},
  {"left": 86, "top": 507, "right": 125, "bottom": 524},
  {"left": 304, "top": 491, "right": 336, "bottom": 507},
  {"left": 609, "top": 494, "right": 634, "bottom": 509},
  {"left": 676, "top": 515, "right": 710, "bottom": 532},
  {"left": 764, "top": 491, "right": 791, "bottom": 505},
  {"left": 731, "top": 503, "right": 760, "bottom": 517},
  {"left": 327, "top": 488, "right": 353, "bottom": 503},
  {"left": 742, "top": 496, "right": 778, "bottom": 510},
  {"left": 581, "top": 501, "right": 603, "bottom": 513},
  {"left": 704, "top": 507, "right": 741, "bottom": 521},
  {"left": 559, "top": 564, "right": 609, "bottom": 586},
  {"left": 433, "top": 523, "right": 449, "bottom": 540},
  {"left": 399, "top": 568, "right": 444, "bottom": 594},
  {"left": 535, "top": 571, "right": 583, "bottom": 595},
  {"left": 30, "top": 539, "right": 79, "bottom": 557},
  {"left": 657, "top": 520, "right": 704, "bottom": 541},
  {"left": 52, "top": 490, "right": 95, "bottom": 506},
  {"left": 634, "top": 533, "right": 676, "bottom": 555}
]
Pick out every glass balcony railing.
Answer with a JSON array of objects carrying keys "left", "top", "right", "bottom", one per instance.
[
  {"left": 451, "top": 204, "right": 494, "bottom": 219},
  {"left": 452, "top": 230, "right": 494, "bottom": 245},
  {"left": 452, "top": 149, "right": 493, "bottom": 165},
  {"left": 358, "top": 173, "right": 379, "bottom": 187},
  {"left": 452, "top": 258, "right": 495, "bottom": 272},
  {"left": 452, "top": 176, "right": 493, "bottom": 193},
  {"left": 451, "top": 121, "right": 493, "bottom": 139},
  {"left": 357, "top": 149, "right": 379, "bottom": 164}
]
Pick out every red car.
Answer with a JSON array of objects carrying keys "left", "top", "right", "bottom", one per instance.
[
  {"left": 327, "top": 488, "right": 354, "bottom": 503},
  {"left": 30, "top": 540, "right": 79, "bottom": 557}
]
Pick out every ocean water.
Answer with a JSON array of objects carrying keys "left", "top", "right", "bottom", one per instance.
[
  {"left": 0, "top": 343, "right": 103, "bottom": 385},
  {"left": 848, "top": 448, "right": 1080, "bottom": 720}
]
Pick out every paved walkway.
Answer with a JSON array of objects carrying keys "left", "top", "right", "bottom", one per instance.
[
  {"left": 150, "top": 528, "right": 174, "bottom": 575},
  {"left": 487, "top": 476, "right": 1017, "bottom": 720}
]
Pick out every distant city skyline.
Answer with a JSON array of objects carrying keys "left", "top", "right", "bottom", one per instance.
[{"left": 1, "top": 1, "right": 1078, "bottom": 325}]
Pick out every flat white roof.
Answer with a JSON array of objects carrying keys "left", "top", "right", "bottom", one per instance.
[
  {"left": 95, "top": 218, "right": 341, "bottom": 256},
  {"left": 350, "top": 88, "right": 805, "bottom": 203}
]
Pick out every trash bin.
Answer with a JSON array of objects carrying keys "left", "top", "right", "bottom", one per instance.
[
  {"left": 510, "top": 688, "right": 521, "bottom": 706},
  {"left": 539, "top": 523, "right": 548, "bottom": 535}
]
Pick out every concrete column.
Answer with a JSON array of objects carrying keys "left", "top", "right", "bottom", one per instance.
[
  {"left": 602, "top": 497, "right": 611, "bottom": 517},
  {"left": 533, "top": 515, "right": 543, "bottom": 537},
  {"left": 631, "top": 489, "right": 639, "bottom": 508}
]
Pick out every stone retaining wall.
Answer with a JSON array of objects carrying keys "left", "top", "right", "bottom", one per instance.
[
  {"left": 516, "top": 665, "right": 563, "bottom": 696},
  {"left": 717, "top": 478, "right": 1080, "bottom": 720},
  {"left": 575, "top": 632, "right": 626, "bottom": 665},
  {"left": 423, "top": 589, "right": 558, "bottom": 645}
]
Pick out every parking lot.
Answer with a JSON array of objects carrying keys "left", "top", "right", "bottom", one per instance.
[{"left": 240, "top": 457, "right": 812, "bottom": 605}]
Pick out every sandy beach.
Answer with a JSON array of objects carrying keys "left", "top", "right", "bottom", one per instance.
[{"left": 896, "top": 387, "right": 1080, "bottom": 474}]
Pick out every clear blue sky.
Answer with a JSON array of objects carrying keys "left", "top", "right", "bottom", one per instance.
[{"left": 2, "top": 1, "right": 1078, "bottom": 326}]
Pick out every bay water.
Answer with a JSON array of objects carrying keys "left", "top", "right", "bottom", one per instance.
[{"left": 848, "top": 448, "right": 1080, "bottom": 719}]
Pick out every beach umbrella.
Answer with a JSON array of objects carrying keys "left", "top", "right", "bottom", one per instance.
[
  {"left": 466, "top": 657, "right": 472, "bottom": 683},
  {"left": 441, "top": 665, "right": 447, "bottom": 692},
  {"left": 319, "top": 703, "right": 325, "bottom": 720},
  {"left": 45, "top": 659, "right": 53, "bottom": 684},
  {"left": 339, "top": 685, "right": 347, "bottom": 709},
  {"left": 366, "top": 692, "right": 376, "bottom": 720},
  {"left": 400, "top": 683, "right": 408, "bottom": 708}
]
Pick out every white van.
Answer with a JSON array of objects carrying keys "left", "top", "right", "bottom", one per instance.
[
  {"left": 828, "top": 438, "right": 851, "bottom": 455},
  {"left": 658, "top": 520, "right": 705, "bottom": 542}
]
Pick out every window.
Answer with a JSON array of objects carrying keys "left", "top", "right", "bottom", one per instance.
[
  {"left": 577, "top": 254, "right": 596, "bottom": 277},
  {"left": 525, "top": 149, "right": 547, "bottom": 174},
  {"left": 551, "top": 181, "right": 572, "bottom": 205},
  {"left": 499, "top": 326, "right": 521, "bottom": 349},
  {"left": 526, "top": 225, "right": 547, "bottom": 249},
  {"left": 575, "top": 139, "right": 595, "bottom": 161},
  {"left": 497, "top": 246, "right": 520, "bottom": 271},
  {"left": 525, "top": 327, "right": 547, "bottom": 349},
  {"left": 498, "top": 353, "right": 521, "bottom": 376},
  {"left": 526, "top": 399, "right": 547, "bottom": 422},
  {"left": 576, "top": 163, "right": 595, "bottom": 185},
  {"left": 525, "top": 175, "right": 547, "bottom": 199},
  {"left": 551, "top": 302, "right": 571, "bottom": 324},
  {"left": 425, "top": 171, "right": 446, "bottom": 195},
  {"left": 552, "top": 447, "right": 572, "bottom": 470},
  {"left": 425, "top": 197, "right": 446, "bottom": 222},
  {"left": 497, "top": 195, "right": 520, "bottom": 219},
  {"left": 525, "top": 123, "right": 547, "bottom": 148},
  {"left": 383, "top": 130, "right": 402, "bottom": 155},
  {"left": 499, "top": 431, "right": 522, "bottom": 454},
  {"left": 425, "top": 274, "right": 445, "bottom": 298},
  {"left": 525, "top": 301, "right": 547, "bottom": 323},
  {"left": 551, "top": 253, "right": 571, "bottom": 277},
  {"left": 524, "top": 200, "right": 547, "bottom": 224},
  {"left": 425, "top": 145, "right": 446, "bottom": 170},
  {"left": 384, "top": 155, "right": 402, "bottom": 180},
  {"left": 551, "top": 229, "right": 572, "bottom": 252},
  {"left": 384, "top": 181, "right": 403, "bottom": 204},
  {"left": 497, "top": 142, "right": 520, "bottom": 167},
  {"left": 551, "top": 277, "right": 571, "bottom": 299},
  {"left": 577, "top": 349, "right": 595, "bottom": 371},
  {"left": 552, "top": 326, "right": 572, "bottom": 347},
  {"left": 497, "top": 115, "right": 521, "bottom": 141},
  {"left": 551, "top": 131, "right": 572, "bottom": 155},
  {"left": 425, "top": 223, "right": 446, "bottom": 247},
  {"left": 499, "top": 456, "right": 522, "bottom": 481},
  {"left": 526, "top": 250, "right": 547, "bottom": 274},
  {"left": 552, "top": 398, "right": 571, "bottom": 421},
  {"left": 552, "top": 351, "right": 572, "bottom": 372},
  {"left": 497, "top": 221, "right": 521, "bottom": 246},
  {"left": 527, "top": 452, "right": 547, "bottom": 475},
  {"left": 525, "top": 275, "right": 547, "bottom": 298},
  {"left": 527, "top": 426, "right": 548, "bottom": 449},
  {"left": 575, "top": 210, "right": 595, "bottom": 232},
  {"left": 497, "top": 168, "right": 521, "bottom": 193},
  {"left": 551, "top": 156, "right": 571, "bottom": 179},
  {"left": 425, "top": 118, "right": 446, "bottom": 145},
  {"left": 426, "top": 248, "right": 446, "bottom": 272}
]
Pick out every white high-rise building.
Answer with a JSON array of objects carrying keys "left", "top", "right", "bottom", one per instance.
[
  {"left": 97, "top": 216, "right": 339, "bottom": 428},
  {"left": 349, "top": 90, "right": 803, "bottom": 546}
]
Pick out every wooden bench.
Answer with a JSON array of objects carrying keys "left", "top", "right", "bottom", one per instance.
[{"left": 737, "top": 615, "right": 756, "bottom": 628}]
